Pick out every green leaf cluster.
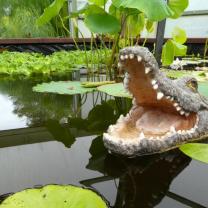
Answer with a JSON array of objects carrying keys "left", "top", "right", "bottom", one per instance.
[
  {"left": 0, "top": 0, "right": 68, "bottom": 38},
  {"left": 162, "top": 27, "right": 187, "bottom": 66},
  {"left": 0, "top": 49, "right": 111, "bottom": 78}
]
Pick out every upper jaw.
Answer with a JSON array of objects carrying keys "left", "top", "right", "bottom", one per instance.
[{"left": 120, "top": 51, "right": 192, "bottom": 117}]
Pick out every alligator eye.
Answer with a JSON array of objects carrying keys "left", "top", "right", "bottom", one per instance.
[{"left": 187, "top": 79, "right": 198, "bottom": 91}]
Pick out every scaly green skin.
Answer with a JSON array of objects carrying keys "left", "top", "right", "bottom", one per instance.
[{"left": 103, "top": 46, "right": 208, "bottom": 157}]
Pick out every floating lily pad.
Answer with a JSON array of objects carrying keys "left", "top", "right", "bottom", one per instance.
[
  {"left": 97, "top": 83, "right": 132, "bottom": 98},
  {"left": 180, "top": 143, "right": 208, "bottom": 164},
  {"left": 0, "top": 185, "right": 108, "bottom": 208},
  {"left": 163, "top": 70, "right": 208, "bottom": 82},
  {"left": 33, "top": 81, "right": 97, "bottom": 95}
]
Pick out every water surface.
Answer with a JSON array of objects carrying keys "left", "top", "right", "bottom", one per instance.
[{"left": 0, "top": 78, "right": 208, "bottom": 208}]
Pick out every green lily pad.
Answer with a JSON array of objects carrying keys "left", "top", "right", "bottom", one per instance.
[
  {"left": 163, "top": 70, "right": 208, "bottom": 82},
  {"left": 0, "top": 185, "right": 108, "bottom": 208},
  {"left": 180, "top": 143, "right": 208, "bottom": 164},
  {"left": 97, "top": 83, "right": 132, "bottom": 98},
  {"left": 33, "top": 81, "right": 97, "bottom": 95}
]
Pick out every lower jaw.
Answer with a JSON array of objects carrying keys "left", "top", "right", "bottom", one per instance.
[{"left": 103, "top": 110, "right": 199, "bottom": 157}]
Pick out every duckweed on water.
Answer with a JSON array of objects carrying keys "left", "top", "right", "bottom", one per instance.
[{"left": 0, "top": 50, "right": 111, "bottom": 77}]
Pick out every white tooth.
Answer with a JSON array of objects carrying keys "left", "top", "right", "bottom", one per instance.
[
  {"left": 177, "top": 130, "right": 182, "bottom": 134},
  {"left": 170, "top": 97, "right": 174, "bottom": 101},
  {"left": 139, "top": 132, "right": 145, "bottom": 139},
  {"left": 170, "top": 126, "right": 176, "bottom": 133},
  {"left": 117, "top": 115, "right": 124, "bottom": 123},
  {"left": 151, "top": 80, "right": 157, "bottom": 85},
  {"left": 118, "top": 62, "right": 122, "bottom": 68},
  {"left": 137, "top": 55, "right": 142, "bottom": 62},
  {"left": 185, "top": 112, "right": 190, "bottom": 117},
  {"left": 129, "top": 54, "right": 134, "bottom": 59},
  {"left": 181, "top": 130, "right": 186, "bottom": 134},
  {"left": 120, "top": 55, "right": 125, "bottom": 60},
  {"left": 108, "top": 125, "right": 114, "bottom": 133},
  {"left": 132, "top": 98, "right": 137, "bottom": 105},
  {"left": 157, "top": 92, "right": 164, "bottom": 100},
  {"left": 173, "top": 103, "right": 179, "bottom": 107},
  {"left": 145, "top": 67, "right": 151, "bottom": 74},
  {"left": 153, "top": 84, "right": 158, "bottom": 90},
  {"left": 189, "top": 128, "right": 195, "bottom": 133},
  {"left": 180, "top": 110, "right": 185, "bottom": 115},
  {"left": 125, "top": 54, "right": 129, "bottom": 59},
  {"left": 176, "top": 106, "right": 182, "bottom": 111},
  {"left": 166, "top": 96, "right": 171, "bottom": 99},
  {"left": 166, "top": 132, "right": 172, "bottom": 136},
  {"left": 156, "top": 136, "right": 160, "bottom": 140},
  {"left": 149, "top": 137, "right": 154, "bottom": 140}
]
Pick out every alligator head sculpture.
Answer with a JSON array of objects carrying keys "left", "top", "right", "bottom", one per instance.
[{"left": 103, "top": 46, "right": 208, "bottom": 157}]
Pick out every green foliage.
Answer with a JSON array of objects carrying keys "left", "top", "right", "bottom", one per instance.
[
  {"left": 112, "top": 0, "right": 188, "bottom": 21},
  {"left": 85, "top": 13, "right": 121, "bottom": 34},
  {"left": 37, "top": 0, "right": 188, "bottom": 78},
  {"left": 36, "top": 0, "right": 66, "bottom": 26},
  {"left": 88, "top": 0, "right": 107, "bottom": 7},
  {"left": 33, "top": 81, "right": 97, "bottom": 95},
  {"left": 180, "top": 143, "right": 208, "bottom": 164},
  {"left": 162, "top": 27, "right": 187, "bottom": 66},
  {"left": 0, "top": 50, "right": 111, "bottom": 78},
  {"left": 168, "top": 0, "right": 189, "bottom": 19},
  {"left": 0, "top": 184, "right": 108, "bottom": 208},
  {"left": 112, "top": 0, "right": 173, "bottom": 21},
  {"left": 172, "top": 26, "right": 187, "bottom": 44},
  {"left": 0, "top": 0, "right": 67, "bottom": 38}
]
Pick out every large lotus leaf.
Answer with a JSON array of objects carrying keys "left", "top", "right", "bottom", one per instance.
[
  {"left": 88, "top": 0, "right": 107, "bottom": 7},
  {"left": 84, "top": 13, "right": 121, "bottom": 34},
  {"left": 97, "top": 83, "right": 132, "bottom": 98},
  {"left": 168, "top": 0, "right": 189, "bottom": 19},
  {"left": 126, "top": 13, "right": 145, "bottom": 36},
  {"left": 36, "top": 0, "right": 66, "bottom": 26},
  {"left": 0, "top": 185, "right": 108, "bottom": 208},
  {"left": 112, "top": 0, "right": 173, "bottom": 21},
  {"left": 33, "top": 81, "right": 96, "bottom": 95},
  {"left": 180, "top": 143, "right": 208, "bottom": 164}
]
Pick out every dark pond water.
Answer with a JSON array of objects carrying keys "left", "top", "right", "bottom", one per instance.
[{"left": 0, "top": 78, "right": 208, "bottom": 208}]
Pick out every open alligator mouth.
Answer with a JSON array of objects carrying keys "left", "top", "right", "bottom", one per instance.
[{"left": 103, "top": 46, "right": 208, "bottom": 157}]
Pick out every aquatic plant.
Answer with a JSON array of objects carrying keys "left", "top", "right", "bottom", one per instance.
[
  {"left": 0, "top": 0, "right": 68, "bottom": 38},
  {"left": 162, "top": 27, "right": 187, "bottom": 66},
  {"left": 0, "top": 184, "right": 108, "bottom": 208},
  {"left": 37, "top": 0, "right": 189, "bottom": 78},
  {"left": 0, "top": 49, "right": 111, "bottom": 78},
  {"left": 180, "top": 143, "right": 208, "bottom": 164}
]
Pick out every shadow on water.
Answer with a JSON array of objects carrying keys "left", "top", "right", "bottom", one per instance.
[{"left": 0, "top": 78, "right": 207, "bottom": 207}]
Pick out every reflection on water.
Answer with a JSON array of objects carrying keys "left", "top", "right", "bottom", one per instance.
[{"left": 0, "top": 78, "right": 208, "bottom": 207}]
